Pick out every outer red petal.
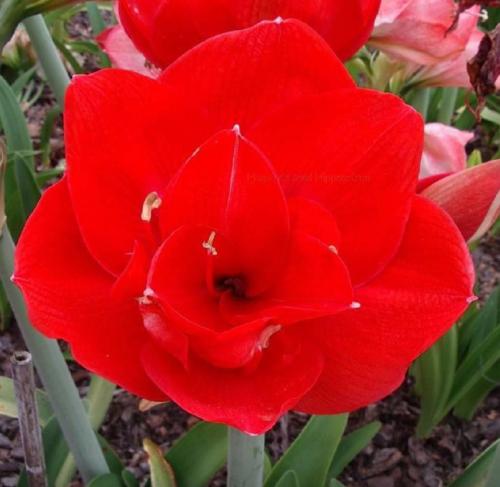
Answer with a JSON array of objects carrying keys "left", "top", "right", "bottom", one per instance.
[
  {"left": 142, "top": 328, "right": 324, "bottom": 434},
  {"left": 119, "top": 0, "right": 381, "bottom": 67},
  {"left": 14, "top": 180, "right": 164, "bottom": 400},
  {"left": 160, "top": 129, "right": 289, "bottom": 295},
  {"left": 251, "top": 89, "right": 423, "bottom": 284},
  {"left": 221, "top": 232, "right": 353, "bottom": 325},
  {"left": 297, "top": 196, "right": 474, "bottom": 414},
  {"left": 421, "top": 160, "right": 500, "bottom": 242},
  {"left": 160, "top": 19, "right": 354, "bottom": 131},
  {"left": 65, "top": 69, "right": 208, "bottom": 275}
]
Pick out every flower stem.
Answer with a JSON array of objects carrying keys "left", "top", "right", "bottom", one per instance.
[
  {"left": 85, "top": 2, "right": 106, "bottom": 35},
  {"left": 227, "top": 428, "right": 265, "bottom": 487},
  {"left": 23, "top": 14, "right": 70, "bottom": 108},
  {"left": 437, "top": 88, "right": 459, "bottom": 125},
  {"left": 0, "top": 227, "right": 110, "bottom": 483},
  {"left": 412, "top": 88, "right": 432, "bottom": 121}
]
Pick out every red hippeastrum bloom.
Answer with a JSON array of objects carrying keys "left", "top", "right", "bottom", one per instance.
[
  {"left": 15, "top": 20, "right": 475, "bottom": 434},
  {"left": 104, "top": 0, "right": 381, "bottom": 69}
]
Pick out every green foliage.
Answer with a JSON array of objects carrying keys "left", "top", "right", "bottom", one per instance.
[
  {"left": 144, "top": 439, "right": 177, "bottom": 487},
  {"left": 166, "top": 422, "right": 227, "bottom": 487},
  {"left": 265, "top": 415, "right": 348, "bottom": 487},
  {"left": 0, "top": 375, "right": 53, "bottom": 425},
  {"left": 415, "top": 288, "right": 500, "bottom": 437},
  {"left": 17, "top": 416, "right": 124, "bottom": 487},
  {"left": 450, "top": 439, "right": 500, "bottom": 487}
]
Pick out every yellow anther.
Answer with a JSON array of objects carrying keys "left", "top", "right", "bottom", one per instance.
[
  {"left": 202, "top": 231, "right": 218, "bottom": 256},
  {"left": 141, "top": 192, "right": 162, "bottom": 222}
]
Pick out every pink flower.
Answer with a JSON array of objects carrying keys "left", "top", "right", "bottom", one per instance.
[
  {"left": 420, "top": 123, "right": 473, "bottom": 178},
  {"left": 370, "top": 0, "right": 480, "bottom": 65},
  {"left": 406, "top": 29, "right": 484, "bottom": 88}
]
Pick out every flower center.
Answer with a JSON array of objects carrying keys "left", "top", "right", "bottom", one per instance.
[{"left": 217, "top": 276, "right": 246, "bottom": 298}]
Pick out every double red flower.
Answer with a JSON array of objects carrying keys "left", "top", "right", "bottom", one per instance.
[{"left": 15, "top": 20, "right": 474, "bottom": 434}]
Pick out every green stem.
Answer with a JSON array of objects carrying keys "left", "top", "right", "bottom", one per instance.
[
  {"left": 227, "top": 428, "right": 265, "bottom": 487},
  {"left": 86, "top": 2, "right": 106, "bottom": 35},
  {"left": 0, "top": 227, "right": 109, "bottom": 483},
  {"left": 55, "top": 375, "right": 116, "bottom": 487},
  {"left": 23, "top": 14, "right": 70, "bottom": 107},
  {"left": 412, "top": 88, "right": 431, "bottom": 121},
  {"left": 437, "top": 88, "right": 459, "bottom": 125}
]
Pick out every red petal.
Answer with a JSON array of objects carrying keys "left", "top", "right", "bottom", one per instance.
[
  {"left": 119, "top": 0, "right": 380, "bottom": 67},
  {"left": 160, "top": 128, "right": 290, "bottom": 295},
  {"left": 221, "top": 232, "right": 353, "bottom": 325},
  {"left": 97, "top": 25, "right": 160, "bottom": 77},
  {"left": 160, "top": 19, "right": 354, "bottom": 131},
  {"left": 421, "top": 160, "right": 500, "bottom": 242},
  {"left": 288, "top": 196, "right": 342, "bottom": 247},
  {"left": 14, "top": 180, "right": 164, "bottom": 400},
  {"left": 251, "top": 89, "right": 423, "bottom": 284},
  {"left": 147, "top": 225, "right": 238, "bottom": 335},
  {"left": 297, "top": 196, "right": 474, "bottom": 413},
  {"left": 65, "top": 69, "right": 208, "bottom": 275},
  {"left": 142, "top": 328, "right": 324, "bottom": 434}
]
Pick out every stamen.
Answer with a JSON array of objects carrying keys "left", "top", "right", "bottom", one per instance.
[
  {"left": 328, "top": 244, "right": 339, "bottom": 255},
  {"left": 202, "top": 231, "right": 218, "bottom": 256},
  {"left": 232, "top": 124, "right": 241, "bottom": 136},
  {"left": 138, "top": 287, "right": 156, "bottom": 305},
  {"left": 350, "top": 301, "right": 361, "bottom": 309},
  {"left": 258, "top": 324, "right": 282, "bottom": 350},
  {"left": 141, "top": 192, "right": 162, "bottom": 222}
]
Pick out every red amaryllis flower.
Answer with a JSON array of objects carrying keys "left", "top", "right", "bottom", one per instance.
[
  {"left": 103, "top": 0, "right": 381, "bottom": 69},
  {"left": 15, "top": 20, "right": 475, "bottom": 434}
]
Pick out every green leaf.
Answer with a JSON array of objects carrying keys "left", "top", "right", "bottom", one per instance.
[
  {"left": 329, "top": 481, "right": 346, "bottom": 487},
  {"left": 468, "top": 149, "right": 483, "bottom": 168},
  {"left": 453, "top": 288, "right": 500, "bottom": 419},
  {"left": 0, "top": 376, "right": 52, "bottom": 426},
  {"left": 11, "top": 66, "right": 37, "bottom": 97},
  {"left": 265, "top": 415, "right": 348, "bottom": 487},
  {"left": 144, "top": 439, "right": 176, "bottom": 487},
  {"left": 328, "top": 421, "right": 381, "bottom": 478},
  {"left": 481, "top": 107, "right": 500, "bottom": 126},
  {"left": 454, "top": 361, "right": 500, "bottom": 420},
  {"left": 415, "top": 325, "right": 459, "bottom": 437},
  {"left": 0, "top": 74, "right": 40, "bottom": 240},
  {"left": 450, "top": 439, "right": 500, "bottom": 487},
  {"left": 0, "top": 283, "right": 11, "bottom": 330},
  {"left": 274, "top": 470, "right": 300, "bottom": 487},
  {"left": 437, "top": 325, "right": 500, "bottom": 424},
  {"left": 121, "top": 469, "right": 139, "bottom": 487},
  {"left": 166, "top": 422, "right": 227, "bottom": 487},
  {"left": 88, "top": 473, "right": 124, "bottom": 487},
  {"left": 39, "top": 106, "right": 61, "bottom": 166},
  {"left": 17, "top": 416, "right": 123, "bottom": 487}
]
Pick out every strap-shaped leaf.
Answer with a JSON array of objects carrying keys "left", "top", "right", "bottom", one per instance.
[{"left": 265, "top": 415, "right": 348, "bottom": 487}]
